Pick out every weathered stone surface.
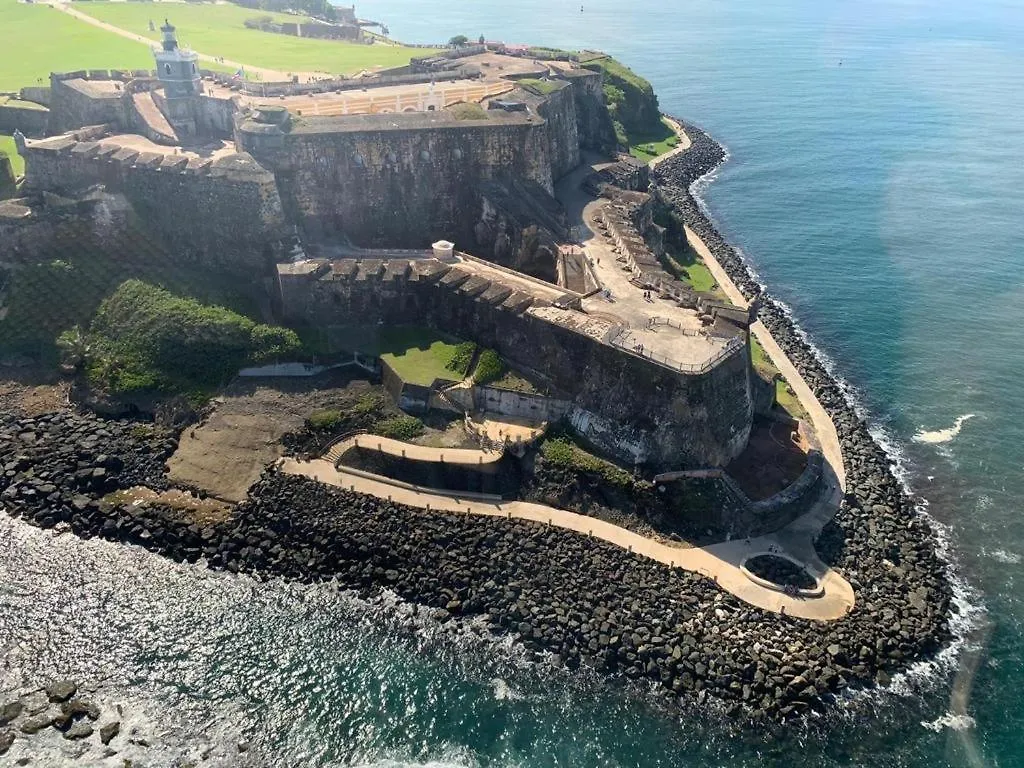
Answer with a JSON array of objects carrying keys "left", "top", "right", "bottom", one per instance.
[
  {"left": 45, "top": 680, "right": 77, "bottom": 703},
  {"left": 99, "top": 720, "right": 121, "bottom": 745}
]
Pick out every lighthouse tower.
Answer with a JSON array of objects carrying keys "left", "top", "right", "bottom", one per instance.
[{"left": 154, "top": 19, "right": 201, "bottom": 136}]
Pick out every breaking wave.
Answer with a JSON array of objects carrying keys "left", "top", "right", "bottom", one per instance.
[{"left": 913, "top": 415, "right": 976, "bottom": 445}]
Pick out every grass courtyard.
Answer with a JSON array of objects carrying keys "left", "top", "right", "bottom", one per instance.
[
  {"left": 1, "top": 134, "right": 24, "bottom": 177},
  {"left": 751, "top": 337, "right": 808, "bottom": 421},
  {"left": 658, "top": 239, "right": 721, "bottom": 296},
  {"left": 74, "top": 2, "right": 436, "bottom": 76},
  {"left": 629, "top": 117, "right": 680, "bottom": 160},
  {"left": 377, "top": 327, "right": 466, "bottom": 387}
]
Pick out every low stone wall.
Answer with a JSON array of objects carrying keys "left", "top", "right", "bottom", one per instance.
[
  {"left": 278, "top": 256, "right": 754, "bottom": 470},
  {"left": 473, "top": 386, "right": 572, "bottom": 422},
  {"left": 19, "top": 86, "right": 52, "bottom": 107},
  {"left": 0, "top": 102, "right": 49, "bottom": 137}
]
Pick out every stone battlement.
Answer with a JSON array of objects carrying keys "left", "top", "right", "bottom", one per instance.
[{"left": 277, "top": 252, "right": 752, "bottom": 469}]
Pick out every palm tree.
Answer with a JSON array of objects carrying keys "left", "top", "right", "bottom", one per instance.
[{"left": 56, "top": 326, "right": 91, "bottom": 372}]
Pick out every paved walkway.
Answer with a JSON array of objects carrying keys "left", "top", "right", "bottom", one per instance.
[
  {"left": 645, "top": 120, "right": 851, "bottom": 595},
  {"left": 279, "top": 457, "right": 855, "bottom": 621},
  {"left": 325, "top": 433, "right": 502, "bottom": 466}
]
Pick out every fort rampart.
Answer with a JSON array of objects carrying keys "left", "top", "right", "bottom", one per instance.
[
  {"left": 278, "top": 257, "right": 753, "bottom": 469},
  {"left": 20, "top": 133, "right": 288, "bottom": 268}
]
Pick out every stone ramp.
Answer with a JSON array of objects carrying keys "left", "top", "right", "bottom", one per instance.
[
  {"left": 324, "top": 433, "right": 503, "bottom": 466},
  {"left": 131, "top": 91, "right": 178, "bottom": 146}
]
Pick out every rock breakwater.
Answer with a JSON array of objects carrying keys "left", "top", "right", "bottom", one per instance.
[
  {"left": 652, "top": 117, "right": 955, "bottom": 673},
  {"left": 2, "top": 406, "right": 949, "bottom": 723}
]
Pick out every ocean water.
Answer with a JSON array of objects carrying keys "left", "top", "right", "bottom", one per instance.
[{"left": 4, "top": 0, "right": 1024, "bottom": 765}]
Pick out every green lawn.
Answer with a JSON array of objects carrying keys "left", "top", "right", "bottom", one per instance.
[
  {"left": 1, "top": 134, "right": 24, "bottom": 177},
  {"left": 629, "top": 117, "right": 680, "bottom": 160},
  {"left": 751, "top": 337, "right": 808, "bottom": 421},
  {"left": 0, "top": 0, "right": 154, "bottom": 91},
  {"left": 76, "top": 2, "right": 436, "bottom": 76},
  {"left": 660, "top": 241, "right": 722, "bottom": 296},
  {"left": 378, "top": 327, "right": 465, "bottom": 387}
]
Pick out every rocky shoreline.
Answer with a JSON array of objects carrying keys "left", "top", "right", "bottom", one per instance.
[
  {"left": 653, "top": 116, "right": 955, "bottom": 653},
  {"left": 0, "top": 119, "right": 956, "bottom": 731},
  {"left": 2, "top": 410, "right": 950, "bottom": 727}
]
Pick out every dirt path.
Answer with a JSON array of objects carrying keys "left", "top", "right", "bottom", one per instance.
[
  {"left": 46, "top": 1, "right": 301, "bottom": 82},
  {"left": 281, "top": 457, "right": 855, "bottom": 621}
]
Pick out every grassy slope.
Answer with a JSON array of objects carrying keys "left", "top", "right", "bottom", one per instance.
[
  {"left": 377, "top": 327, "right": 464, "bottom": 387},
  {"left": 0, "top": 134, "right": 24, "bottom": 177},
  {"left": 751, "top": 337, "right": 808, "bottom": 421},
  {"left": 76, "top": 2, "right": 435, "bottom": 75},
  {"left": 0, "top": 0, "right": 154, "bottom": 91},
  {"left": 629, "top": 117, "right": 679, "bottom": 160}
]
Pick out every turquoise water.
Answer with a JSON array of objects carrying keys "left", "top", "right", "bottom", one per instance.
[{"left": 4, "top": 0, "right": 1024, "bottom": 765}]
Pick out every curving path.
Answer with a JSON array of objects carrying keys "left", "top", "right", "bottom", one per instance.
[
  {"left": 325, "top": 433, "right": 502, "bottom": 466},
  {"left": 279, "top": 456, "right": 855, "bottom": 621},
  {"left": 282, "top": 121, "right": 858, "bottom": 622}
]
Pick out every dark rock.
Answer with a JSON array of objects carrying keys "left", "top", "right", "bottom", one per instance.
[
  {"left": 45, "top": 680, "right": 77, "bottom": 703},
  {"left": 63, "top": 720, "right": 93, "bottom": 740},
  {"left": 19, "top": 714, "right": 54, "bottom": 734},
  {"left": 0, "top": 701, "right": 22, "bottom": 726},
  {"left": 99, "top": 720, "right": 120, "bottom": 745}
]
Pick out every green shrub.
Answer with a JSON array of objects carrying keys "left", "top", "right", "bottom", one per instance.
[
  {"left": 472, "top": 348, "right": 505, "bottom": 385},
  {"left": 80, "top": 279, "right": 302, "bottom": 395},
  {"left": 448, "top": 102, "right": 488, "bottom": 120},
  {"left": 541, "top": 437, "right": 635, "bottom": 489},
  {"left": 305, "top": 409, "right": 344, "bottom": 431},
  {"left": 446, "top": 341, "right": 477, "bottom": 377},
  {"left": 376, "top": 415, "right": 425, "bottom": 441},
  {"left": 353, "top": 392, "right": 385, "bottom": 415}
]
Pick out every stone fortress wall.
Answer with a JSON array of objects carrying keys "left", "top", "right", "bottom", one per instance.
[
  {"left": 234, "top": 69, "right": 609, "bottom": 252},
  {"left": 237, "top": 110, "right": 553, "bottom": 247},
  {"left": 19, "top": 128, "right": 288, "bottom": 267},
  {"left": 277, "top": 255, "right": 753, "bottom": 470},
  {"left": 10, "top": 44, "right": 755, "bottom": 473}
]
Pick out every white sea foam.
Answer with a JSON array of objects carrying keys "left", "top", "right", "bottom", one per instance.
[
  {"left": 489, "top": 677, "right": 523, "bottom": 701},
  {"left": 913, "top": 414, "right": 976, "bottom": 444},
  {"left": 982, "top": 548, "right": 1021, "bottom": 564},
  {"left": 921, "top": 711, "right": 976, "bottom": 733}
]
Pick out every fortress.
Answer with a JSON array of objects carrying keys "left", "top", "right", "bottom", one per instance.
[{"left": 1, "top": 22, "right": 776, "bottom": 477}]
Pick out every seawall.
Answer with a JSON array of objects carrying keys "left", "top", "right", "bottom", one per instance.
[{"left": 651, "top": 116, "right": 954, "bottom": 672}]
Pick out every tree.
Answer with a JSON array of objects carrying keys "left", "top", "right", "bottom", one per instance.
[
  {"left": 478, "top": 34, "right": 485, "bottom": 45},
  {"left": 57, "top": 325, "right": 91, "bottom": 372},
  {"left": 449, "top": 34, "right": 469, "bottom": 47}
]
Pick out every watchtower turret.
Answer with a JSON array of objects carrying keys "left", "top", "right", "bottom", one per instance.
[{"left": 154, "top": 19, "right": 200, "bottom": 100}]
